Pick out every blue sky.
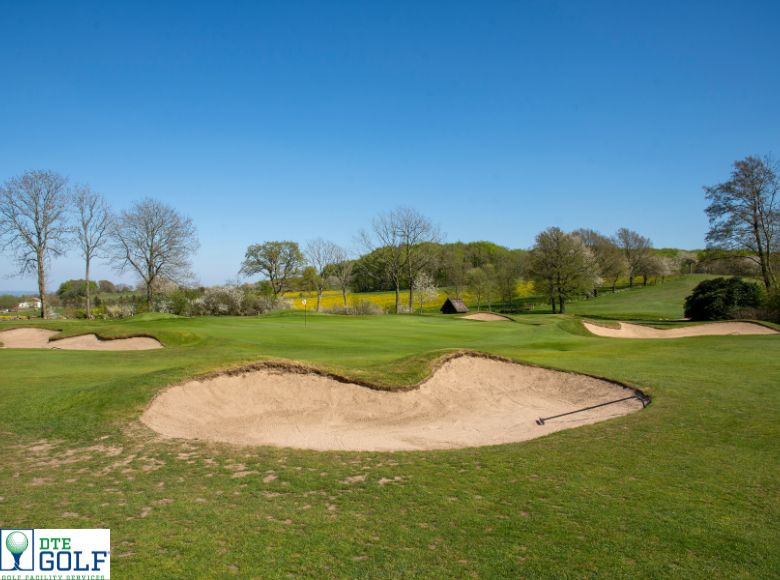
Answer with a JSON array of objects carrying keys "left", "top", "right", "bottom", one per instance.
[{"left": 1, "top": 0, "right": 778, "bottom": 290}]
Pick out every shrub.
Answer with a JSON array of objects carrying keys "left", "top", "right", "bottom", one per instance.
[
  {"left": 763, "top": 286, "right": 780, "bottom": 323},
  {"left": 684, "top": 277, "right": 763, "bottom": 320},
  {"left": 161, "top": 286, "right": 202, "bottom": 316},
  {"left": 351, "top": 298, "right": 384, "bottom": 315},
  {"left": 187, "top": 286, "right": 293, "bottom": 316},
  {"left": 325, "top": 298, "right": 383, "bottom": 316},
  {"left": 105, "top": 304, "right": 135, "bottom": 319}
]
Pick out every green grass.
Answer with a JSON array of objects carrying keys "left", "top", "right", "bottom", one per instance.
[
  {"left": 566, "top": 274, "right": 716, "bottom": 320},
  {"left": 1, "top": 305, "right": 778, "bottom": 578}
]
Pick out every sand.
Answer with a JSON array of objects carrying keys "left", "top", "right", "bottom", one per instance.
[
  {"left": 461, "top": 313, "right": 512, "bottom": 322},
  {"left": 141, "top": 355, "right": 645, "bottom": 451},
  {"left": 0, "top": 327, "right": 163, "bottom": 350},
  {"left": 583, "top": 320, "right": 777, "bottom": 339}
]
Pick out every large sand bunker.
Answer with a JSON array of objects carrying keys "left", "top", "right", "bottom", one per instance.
[
  {"left": 141, "top": 355, "right": 645, "bottom": 451},
  {"left": 583, "top": 320, "right": 776, "bottom": 339},
  {"left": 0, "top": 328, "right": 163, "bottom": 350},
  {"left": 461, "top": 313, "right": 512, "bottom": 322}
]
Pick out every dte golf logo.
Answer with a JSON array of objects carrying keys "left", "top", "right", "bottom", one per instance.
[{"left": 0, "top": 529, "right": 110, "bottom": 579}]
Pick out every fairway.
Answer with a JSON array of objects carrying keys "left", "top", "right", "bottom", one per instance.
[{"left": 1, "top": 310, "right": 778, "bottom": 577}]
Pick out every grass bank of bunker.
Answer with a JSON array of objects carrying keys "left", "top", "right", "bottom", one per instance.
[{"left": 141, "top": 354, "right": 646, "bottom": 452}]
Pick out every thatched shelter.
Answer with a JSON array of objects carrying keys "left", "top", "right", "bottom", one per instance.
[{"left": 440, "top": 297, "right": 469, "bottom": 314}]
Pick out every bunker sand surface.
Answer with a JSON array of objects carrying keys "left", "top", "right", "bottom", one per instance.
[
  {"left": 0, "top": 328, "right": 163, "bottom": 350},
  {"left": 583, "top": 321, "right": 777, "bottom": 339},
  {"left": 461, "top": 313, "right": 513, "bottom": 322},
  {"left": 141, "top": 355, "right": 644, "bottom": 452}
]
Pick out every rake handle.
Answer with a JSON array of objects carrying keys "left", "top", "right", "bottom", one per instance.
[{"left": 536, "top": 394, "right": 648, "bottom": 425}]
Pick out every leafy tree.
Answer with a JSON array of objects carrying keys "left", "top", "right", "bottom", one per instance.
[
  {"left": 678, "top": 251, "right": 698, "bottom": 274},
  {"left": 466, "top": 267, "right": 490, "bottom": 311},
  {"left": 494, "top": 251, "right": 524, "bottom": 305},
  {"left": 57, "top": 279, "right": 99, "bottom": 306},
  {"left": 351, "top": 248, "right": 388, "bottom": 292},
  {"left": 239, "top": 241, "right": 303, "bottom": 299},
  {"left": 684, "top": 277, "right": 763, "bottom": 320},
  {"left": 436, "top": 243, "right": 468, "bottom": 297},
  {"left": 574, "top": 229, "right": 625, "bottom": 293},
  {"left": 528, "top": 227, "right": 597, "bottom": 313},
  {"left": 466, "top": 241, "right": 506, "bottom": 268},
  {"left": 705, "top": 155, "right": 779, "bottom": 289},
  {"left": 0, "top": 170, "right": 71, "bottom": 318},
  {"left": 0, "top": 295, "right": 19, "bottom": 310},
  {"left": 300, "top": 265, "right": 321, "bottom": 296},
  {"left": 98, "top": 280, "right": 117, "bottom": 293},
  {"left": 613, "top": 228, "right": 652, "bottom": 287}
]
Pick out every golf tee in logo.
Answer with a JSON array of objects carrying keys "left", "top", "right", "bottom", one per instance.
[
  {"left": 5, "top": 530, "right": 29, "bottom": 570},
  {"left": 0, "top": 529, "right": 110, "bottom": 578}
]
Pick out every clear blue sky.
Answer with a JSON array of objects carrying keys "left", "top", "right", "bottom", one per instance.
[{"left": 1, "top": 0, "right": 778, "bottom": 291}]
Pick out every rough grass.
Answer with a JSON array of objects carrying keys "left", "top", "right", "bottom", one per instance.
[{"left": 0, "top": 306, "right": 778, "bottom": 578}]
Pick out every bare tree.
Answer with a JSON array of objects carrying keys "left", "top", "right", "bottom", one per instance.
[
  {"left": 0, "top": 170, "right": 71, "bottom": 318},
  {"left": 305, "top": 238, "right": 340, "bottom": 312},
  {"left": 396, "top": 207, "right": 441, "bottom": 310},
  {"left": 360, "top": 211, "right": 405, "bottom": 312},
  {"left": 361, "top": 207, "right": 440, "bottom": 313},
  {"left": 528, "top": 227, "right": 597, "bottom": 313},
  {"left": 72, "top": 185, "right": 112, "bottom": 318},
  {"left": 613, "top": 228, "right": 652, "bottom": 288},
  {"left": 328, "top": 244, "right": 354, "bottom": 307},
  {"left": 110, "top": 198, "right": 199, "bottom": 306},
  {"left": 705, "top": 155, "right": 779, "bottom": 289},
  {"left": 239, "top": 241, "right": 303, "bottom": 299}
]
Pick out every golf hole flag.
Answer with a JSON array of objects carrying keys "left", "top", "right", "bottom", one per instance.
[{"left": 0, "top": 528, "right": 110, "bottom": 578}]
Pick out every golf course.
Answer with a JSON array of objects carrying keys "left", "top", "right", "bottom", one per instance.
[{"left": 1, "top": 276, "right": 778, "bottom": 578}]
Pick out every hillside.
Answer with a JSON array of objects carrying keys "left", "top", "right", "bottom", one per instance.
[{"left": 566, "top": 275, "right": 715, "bottom": 320}]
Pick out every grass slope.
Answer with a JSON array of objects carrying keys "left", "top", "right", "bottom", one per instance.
[
  {"left": 0, "top": 308, "right": 778, "bottom": 578},
  {"left": 566, "top": 275, "right": 715, "bottom": 320}
]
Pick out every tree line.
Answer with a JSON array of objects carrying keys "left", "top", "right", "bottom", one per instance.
[
  {"left": 1, "top": 154, "right": 776, "bottom": 318},
  {"left": 0, "top": 170, "right": 198, "bottom": 318},
  {"left": 236, "top": 212, "right": 667, "bottom": 315}
]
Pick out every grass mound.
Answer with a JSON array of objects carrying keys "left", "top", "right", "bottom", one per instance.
[{"left": 130, "top": 312, "right": 184, "bottom": 321}]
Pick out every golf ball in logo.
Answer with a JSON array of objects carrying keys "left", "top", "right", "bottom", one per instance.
[
  {"left": 6, "top": 531, "right": 28, "bottom": 553},
  {"left": 5, "top": 531, "right": 28, "bottom": 569}
]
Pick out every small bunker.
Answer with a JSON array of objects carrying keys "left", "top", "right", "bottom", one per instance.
[{"left": 441, "top": 297, "right": 469, "bottom": 314}]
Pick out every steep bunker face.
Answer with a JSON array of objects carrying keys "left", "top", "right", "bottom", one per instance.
[
  {"left": 583, "top": 321, "right": 777, "bottom": 339},
  {"left": 0, "top": 328, "right": 163, "bottom": 350},
  {"left": 461, "top": 313, "right": 512, "bottom": 322},
  {"left": 141, "top": 356, "right": 645, "bottom": 452}
]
